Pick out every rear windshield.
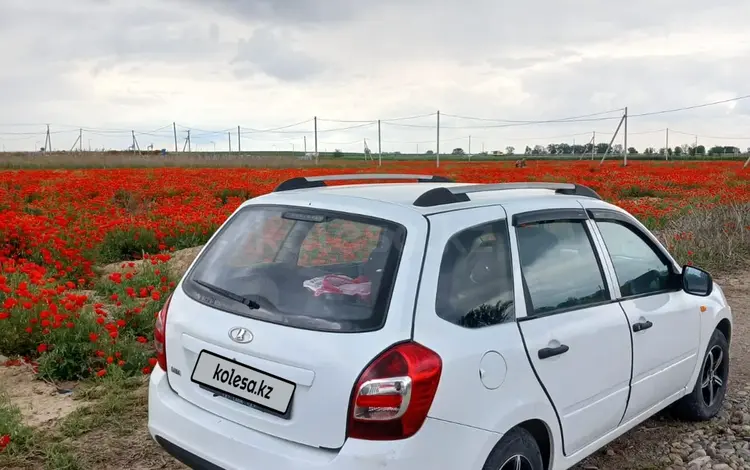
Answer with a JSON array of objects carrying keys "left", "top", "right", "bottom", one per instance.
[{"left": 183, "top": 205, "right": 406, "bottom": 332}]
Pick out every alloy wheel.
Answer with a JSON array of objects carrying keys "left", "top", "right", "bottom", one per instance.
[
  {"left": 700, "top": 344, "right": 726, "bottom": 408},
  {"left": 499, "top": 454, "right": 534, "bottom": 470}
]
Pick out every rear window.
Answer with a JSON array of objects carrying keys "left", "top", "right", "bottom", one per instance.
[{"left": 183, "top": 205, "right": 406, "bottom": 332}]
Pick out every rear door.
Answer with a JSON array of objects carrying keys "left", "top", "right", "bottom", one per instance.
[
  {"left": 505, "top": 200, "right": 633, "bottom": 456},
  {"left": 163, "top": 200, "right": 427, "bottom": 449},
  {"left": 585, "top": 207, "right": 701, "bottom": 423}
]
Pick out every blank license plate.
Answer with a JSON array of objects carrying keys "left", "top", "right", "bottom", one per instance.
[{"left": 191, "top": 350, "right": 296, "bottom": 415}]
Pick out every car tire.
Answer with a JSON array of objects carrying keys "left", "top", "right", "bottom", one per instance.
[
  {"left": 483, "top": 427, "right": 544, "bottom": 470},
  {"left": 672, "top": 328, "right": 730, "bottom": 421}
]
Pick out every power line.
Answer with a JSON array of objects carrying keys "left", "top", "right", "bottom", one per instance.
[
  {"left": 382, "top": 115, "right": 622, "bottom": 130},
  {"left": 318, "top": 112, "right": 437, "bottom": 124},
  {"left": 669, "top": 129, "right": 750, "bottom": 140},
  {"left": 629, "top": 94, "right": 750, "bottom": 118},
  {"left": 240, "top": 119, "right": 314, "bottom": 133},
  {"left": 439, "top": 108, "right": 624, "bottom": 124},
  {"left": 319, "top": 138, "right": 364, "bottom": 146},
  {"left": 628, "top": 128, "right": 666, "bottom": 135},
  {"left": 382, "top": 135, "right": 469, "bottom": 145},
  {"left": 316, "top": 122, "right": 376, "bottom": 133},
  {"left": 0, "top": 129, "right": 75, "bottom": 136}
]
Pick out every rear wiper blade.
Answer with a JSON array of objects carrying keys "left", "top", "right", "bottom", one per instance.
[{"left": 194, "top": 280, "right": 260, "bottom": 310}]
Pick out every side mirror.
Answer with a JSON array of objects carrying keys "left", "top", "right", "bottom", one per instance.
[{"left": 681, "top": 265, "right": 713, "bottom": 297}]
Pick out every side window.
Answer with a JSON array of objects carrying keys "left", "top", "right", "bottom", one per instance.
[
  {"left": 435, "top": 220, "right": 515, "bottom": 328},
  {"left": 517, "top": 220, "right": 609, "bottom": 316},
  {"left": 596, "top": 220, "right": 676, "bottom": 297}
]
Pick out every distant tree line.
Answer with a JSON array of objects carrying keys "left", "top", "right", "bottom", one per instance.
[{"left": 447, "top": 144, "right": 746, "bottom": 157}]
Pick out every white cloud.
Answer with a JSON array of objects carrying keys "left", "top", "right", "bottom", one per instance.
[{"left": 1, "top": 0, "right": 750, "bottom": 153}]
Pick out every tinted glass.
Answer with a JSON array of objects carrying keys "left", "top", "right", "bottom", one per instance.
[
  {"left": 517, "top": 220, "right": 609, "bottom": 315},
  {"left": 596, "top": 221, "right": 675, "bottom": 297},
  {"left": 436, "top": 220, "right": 515, "bottom": 328},
  {"left": 185, "top": 206, "right": 405, "bottom": 332}
]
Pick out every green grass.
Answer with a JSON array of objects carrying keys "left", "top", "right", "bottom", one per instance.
[
  {"left": 0, "top": 372, "right": 164, "bottom": 470},
  {"left": 0, "top": 389, "right": 80, "bottom": 470}
]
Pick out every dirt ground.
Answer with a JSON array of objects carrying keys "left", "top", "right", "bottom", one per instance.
[
  {"left": 0, "top": 365, "right": 82, "bottom": 429},
  {"left": 1, "top": 270, "right": 747, "bottom": 470}
]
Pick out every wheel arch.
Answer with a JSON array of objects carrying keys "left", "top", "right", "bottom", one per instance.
[
  {"left": 716, "top": 317, "right": 731, "bottom": 346},
  {"left": 517, "top": 419, "right": 553, "bottom": 470},
  {"left": 485, "top": 418, "right": 555, "bottom": 470}
]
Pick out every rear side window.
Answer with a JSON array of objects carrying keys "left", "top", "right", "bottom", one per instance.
[
  {"left": 516, "top": 221, "right": 609, "bottom": 316},
  {"left": 184, "top": 206, "right": 406, "bottom": 332},
  {"left": 435, "top": 220, "right": 515, "bottom": 328}
]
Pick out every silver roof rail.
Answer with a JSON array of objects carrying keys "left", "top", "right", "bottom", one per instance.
[
  {"left": 413, "top": 182, "right": 602, "bottom": 207},
  {"left": 273, "top": 174, "right": 454, "bottom": 192}
]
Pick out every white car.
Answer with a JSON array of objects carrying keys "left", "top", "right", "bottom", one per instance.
[{"left": 148, "top": 174, "right": 733, "bottom": 470}]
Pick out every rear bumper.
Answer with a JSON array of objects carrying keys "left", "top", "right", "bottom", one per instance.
[{"left": 148, "top": 366, "right": 498, "bottom": 470}]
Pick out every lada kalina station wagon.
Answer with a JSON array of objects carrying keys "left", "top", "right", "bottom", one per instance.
[{"left": 147, "top": 174, "right": 733, "bottom": 470}]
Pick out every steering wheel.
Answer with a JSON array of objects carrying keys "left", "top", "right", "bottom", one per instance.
[{"left": 622, "top": 269, "right": 662, "bottom": 296}]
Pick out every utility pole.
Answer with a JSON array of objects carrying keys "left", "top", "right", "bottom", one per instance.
[
  {"left": 69, "top": 131, "right": 81, "bottom": 152},
  {"left": 173, "top": 122, "right": 178, "bottom": 152},
  {"left": 468, "top": 135, "right": 472, "bottom": 156},
  {"left": 623, "top": 107, "right": 628, "bottom": 166},
  {"left": 592, "top": 131, "right": 596, "bottom": 160},
  {"left": 131, "top": 131, "right": 141, "bottom": 155},
  {"left": 188, "top": 130, "right": 191, "bottom": 152},
  {"left": 599, "top": 113, "right": 626, "bottom": 165},
  {"left": 665, "top": 128, "right": 669, "bottom": 161},
  {"left": 44, "top": 124, "right": 52, "bottom": 152},
  {"left": 377, "top": 119, "right": 382, "bottom": 167},
  {"left": 228, "top": 131, "right": 232, "bottom": 152},
  {"left": 182, "top": 131, "right": 191, "bottom": 152},
  {"left": 436, "top": 111, "right": 440, "bottom": 168},
  {"left": 314, "top": 117, "right": 318, "bottom": 164},
  {"left": 304, "top": 135, "right": 307, "bottom": 153},
  {"left": 79, "top": 128, "right": 83, "bottom": 152},
  {"left": 237, "top": 126, "right": 241, "bottom": 153}
]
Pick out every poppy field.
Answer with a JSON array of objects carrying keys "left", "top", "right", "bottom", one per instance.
[{"left": 0, "top": 161, "right": 748, "bottom": 380}]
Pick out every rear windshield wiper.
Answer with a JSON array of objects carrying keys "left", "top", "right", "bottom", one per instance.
[{"left": 194, "top": 279, "right": 260, "bottom": 310}]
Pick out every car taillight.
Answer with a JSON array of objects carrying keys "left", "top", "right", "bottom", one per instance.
[
  {"left": 347, "top": 341, "right": 442, "bottom": 441},
  {"left": 154, "top": 293, "right": 173, "bottom": 372}
]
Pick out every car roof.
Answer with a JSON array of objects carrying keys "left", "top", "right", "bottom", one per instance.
[{"left": 255, "top": 182, "right": 620, "bottom": 216}]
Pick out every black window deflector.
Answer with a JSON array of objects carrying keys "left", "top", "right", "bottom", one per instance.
[
  {"left": 512, "top": 208, "right": 588, "bottom": 227},
  {"left": 586, "top": 208, "right": 633, "bottom": 223}
]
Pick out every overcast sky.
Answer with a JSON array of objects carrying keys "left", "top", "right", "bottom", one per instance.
[{"left": 1, "top": 0, "right": 750, "bottom": 153}]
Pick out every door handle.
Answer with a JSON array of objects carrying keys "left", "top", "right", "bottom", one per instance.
[
  {"left": 632, "top": 320, "right": 653, "bottom": 332},
  {"left": 538, "top": 344, "right": 569, "bottom": 360}
]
